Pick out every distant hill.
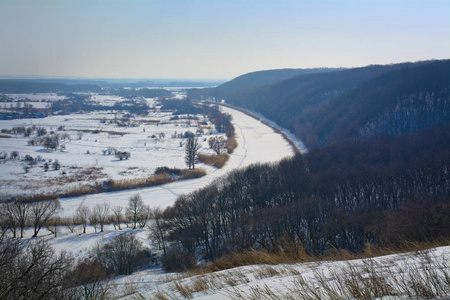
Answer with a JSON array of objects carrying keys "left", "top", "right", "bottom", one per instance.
[
  {"left": 0, "top": 80, "right": 102, "bottom": 93},
  {"left": 187, "top": 68, "right": 341, "bottom": 100},
  {"left": 215, "top": 68, "right": 342, "bottom": 94},
  {"left": 211, "top": 60, "right": 449, "bottom": 148}
]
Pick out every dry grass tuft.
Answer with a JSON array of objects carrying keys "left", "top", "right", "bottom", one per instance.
[
  {"left": 206, "top": 247, "right": 313, "bottom": 272},
  {"left": 181, "top": 168, "right": 206, "bottom": 179},
  {"left": 172, "top": 281, "right": 193, "bottom": 299},
  {"left": 254, "top": 266, "right": 280, "bottom": 279},
  {"left": 190, "top": 276, "right": 209, "bottom": 293},
  {"left": 227, "top": 136, "right": 237, "bottom": 153},
  {"left": 198, "top": 153, "right": 229, "bottom": 168},
  {"left": 107, "top": 174, "right": 176, "bottom": 191}
]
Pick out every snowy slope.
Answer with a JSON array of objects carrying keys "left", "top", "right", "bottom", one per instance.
[{"left": 112, "top": 246, "right": 450, "bottom": 300}]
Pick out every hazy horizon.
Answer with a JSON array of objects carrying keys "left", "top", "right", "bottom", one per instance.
[{"left": 1, "top": 0, "right": 449, "bottom": 79}]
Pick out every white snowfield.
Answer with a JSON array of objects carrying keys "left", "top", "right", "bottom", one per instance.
[{"left": 57, "top": 106, "right": 296, "bottom": 217}]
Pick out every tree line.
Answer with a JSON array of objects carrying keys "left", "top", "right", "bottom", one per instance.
[{"left": 0, "top": 193, "right": 156, "bottom": 239}]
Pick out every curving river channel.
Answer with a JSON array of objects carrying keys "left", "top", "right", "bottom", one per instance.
[{"left": 58, "top": 106, "right": 296, "bottom": 217}]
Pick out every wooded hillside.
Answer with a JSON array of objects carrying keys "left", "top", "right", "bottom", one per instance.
[{"left": 162, "top": 60, "right": 450, "bottom": 265}]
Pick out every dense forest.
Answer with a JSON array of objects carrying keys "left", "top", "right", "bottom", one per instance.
[
  {"left": 161, "top": 60, "right": 450, "bottom": 265},
  {"left": 160, "top": 125, "right": 449, "bottom": 261}
]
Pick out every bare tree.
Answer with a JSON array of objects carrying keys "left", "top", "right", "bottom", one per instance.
[
  {"left": 29, "top": 199, "right": 61, "bottom": 237},
  {"left": 70, "top": 260, "right": 111, "bottom": 300},
  {"left": 208, "top": 136, "right": 227, "bottom": 155},
  {"left": 111, "top": 206, "right": 123, "bottom": 230},
  {"left": 2, "top": 200, "right": 30, "bottom": 238},
  {"left": 185, "top": 136, "right": 201, "bottom": 169},
  {"left": 0, "top": 203, "right": 17, "bottom": 238},
  {"left": 0, "top": 238, "right": 73, "bottom": 300},
  {"left": 9, "top": 200, "right": 30, "bottom": 238},
  {"left": 43, "top": 134, "right": 59, "bottom": 151},
  {"left": 126, "top": 194, "right": 144, "bottom": 229},
  {"left": 138, "top": 204, "right": 151, "bottom": 228},
  {"left": 76, "top": 205, "right": 91, "bottom": 234},
  {"left": 149, "top": 207, "right": 168, "bottom": 255},
  {"left": 93, "top": 203, "right": 110, "bottom": 233},
  {"left": 65, "top": 216, "right": 78, "bottom": 234},
  {"left": 46, "top": 216, "right": 61, "bottom": 238},
  {"left": 90, "top": 211, "right": 99, "bottom": 233}
]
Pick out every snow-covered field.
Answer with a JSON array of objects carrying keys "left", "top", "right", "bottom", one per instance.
[
  {"left": 5, "top": 93, "right": 67, "bottom": 101},
  {"left": 0, "top": 93, "right": 67, "bottom": 109},
  {"left": 1, "top": 95, "right": 295, "bottom": 217},
  {"left": 54, "top": 105, "right": 294, "bottom": 217},
  {"left": 0, "top": 110, "right": 224, "bottom": 199}
]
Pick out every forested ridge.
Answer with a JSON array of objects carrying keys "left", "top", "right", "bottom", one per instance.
[
  {"left": 193, "top": 60, "right": 449, "bottom": 149},
  {"left": 161, "top": 60, "right": 450, "bottom": 266}
]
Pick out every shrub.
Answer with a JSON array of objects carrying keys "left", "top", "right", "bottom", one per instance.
[
  {"left": 9, "top": 151, "right": 19, "bottom": 160},
  {"left": 161, "top": 246, "right": 197, "bottom": 272},
  {"left": 154, "top": 167, "right": 182, "bottom": 176},
  {"left": 115, "top": 151, "right": 131, "bottom": 160},
  {"left": 69, "top": 259, "right": 111, "bottom": 300},
  {"left": 181, "top": 168, "right": 206, "bottom": 179},
  {"left": 92, "top": 233, "right": 151, "bottom": 276},
  {"left": 227, "top": 136, "right": 237, "bottom": 153},
  {"left": 198, "top": 153, "right": 229, "bottom": 168}
]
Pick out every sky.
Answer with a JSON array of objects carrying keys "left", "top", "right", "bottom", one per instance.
[{"left": 1, "top": 0, "right": 449, "bottom": 80}]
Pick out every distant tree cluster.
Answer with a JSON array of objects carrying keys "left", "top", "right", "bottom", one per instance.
[
  {"left": 160, "top": 98, "right": 202, "bottom": 115},
  {"left": 26, "top": 131, "right": 70, "bottom": 152},
  {"left": 202, "top": 105, "right": 235, "bottom": 137},
  {"left": 114, "top": 87, "right": 172, "bottom": 99}
]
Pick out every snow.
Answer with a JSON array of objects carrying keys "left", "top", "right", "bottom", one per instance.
[
  {"left": 0, "top": 110, "right": 222, "bottom": 198},
  {"left": 54, "top": 105, "right": 294, "bottom": 217},
  {"left": 3, "top": 95, "right": 447, "bottom": 299},
  {"left": 111, "top": 246, "right": 450, "bottom": 299},
  {"left": 3, "top": 102, "right": 294, "bottom": 260},
  {"left": 247, "top": 108, "right": 308, "bottom": 153}
]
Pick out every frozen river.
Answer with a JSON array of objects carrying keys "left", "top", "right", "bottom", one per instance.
[{"left": 58, "top": 106, "right": 296, "bottom": 216}]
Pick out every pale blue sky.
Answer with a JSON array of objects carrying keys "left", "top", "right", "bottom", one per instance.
[{"left": 1, "top": 0, "right": 449, "bottom": 79}]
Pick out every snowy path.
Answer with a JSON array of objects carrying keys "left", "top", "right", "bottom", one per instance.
[{"left": 58, "top": 106, "right": 294, "bottom": 217}]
